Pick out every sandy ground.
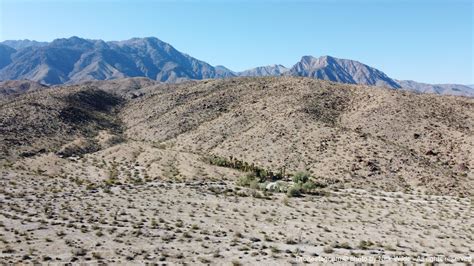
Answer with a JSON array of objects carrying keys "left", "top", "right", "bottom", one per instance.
[{"left": 1, "top": 163, "right": 472, "bottom": 265}]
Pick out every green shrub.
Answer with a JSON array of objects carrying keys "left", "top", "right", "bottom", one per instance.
[
  {"left": 209, "top": 156, "right": 228, "bottom": 167},
  {"left": 301, "top": 180, "right": 316, "bottom": 193},
  {"left": 287, "top": 184, "right": 302, "bottom": 197},
  {"left": 253, "top": 168, "right": 268, "bottom": 180},
  {"left": 292, "top": 171, "right": 310, "bottom": 184},
  {"left": 236, "top": 173, "right": 257, "bottom": 187}
]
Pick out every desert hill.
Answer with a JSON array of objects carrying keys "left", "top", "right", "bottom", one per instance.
[
  {"left": 0, "top": 80, "right": 49, "bottom": 97},
  {"left": 122, "top": 77, "right": 473, "bottom": 196},
  {"left": 0, "top": 85, "right": 123, "bottom": 159},
  {"left": 1, "top": 76, "right": 472, "bottom": 196}
]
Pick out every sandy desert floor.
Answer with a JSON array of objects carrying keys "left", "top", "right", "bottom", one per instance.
[{"left": 1, "top": 166, "right": 472, "bottom": 265}]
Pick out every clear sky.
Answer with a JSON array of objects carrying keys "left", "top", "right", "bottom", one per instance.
[{"left": 0, "top": 0, "right": 472, "bottom": 84}]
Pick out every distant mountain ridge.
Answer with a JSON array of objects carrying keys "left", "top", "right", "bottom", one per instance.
[
  {"left": 0, "top": 37, "right": 228, "bottom": 84},
  {"left": 238, "top": 64, "right": 289, "bottom": 77},
  {"left": 288, "top": 55, "right": 400, "bottom": 88},
  {"left": 0, "top": 36, "right": 472, "bottom": 97},
  {"left": 396, "top": 80, "right": 474, "bottom": 97},
  {"left": 1, "top": 39, "right": 48, "bottom": 50}
]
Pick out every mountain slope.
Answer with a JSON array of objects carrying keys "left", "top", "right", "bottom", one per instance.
[
  {"left": 0, "top": 36, "right": 471, "bottom": 97},
  {"left": 396, "top": 80, "right": 474, "bottom": 97},
  {"left": 0, "top": 37, "right": 224, "bottom": 85},
  {"left": 0, "top": 44, "right": 16, "bottom": 69},
  {"left": 1, "top": 39, "right": 48, "bottom": 50},
  {"left": 238, "top": 64, "right": 289, "bottom": 77},
  {"left": 0, "top": 85, "right": 124, "bottom": 159},
  {"left": 0, "top": 38, "right": 89, "bottom": 84},
  {"left": 289, "top": 56, "right": 401, "bottom": 88},
  {"left": 214, "top": 65, "right": 236, "bottom": 78},
  {"left": 107, "top": 37, "right": 220, "bottom": 82},
  {"left": 75, "top": 77, "right": 159, "bottom": 98}
]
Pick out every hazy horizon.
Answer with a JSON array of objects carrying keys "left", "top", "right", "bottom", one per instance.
[{"left": 0, "top": 0, "right": 472, "bottom": 84}]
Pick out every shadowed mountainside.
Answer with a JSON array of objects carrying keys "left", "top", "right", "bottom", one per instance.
[{"left": 0, "top": 85, "right": 124, "bottom": 159}]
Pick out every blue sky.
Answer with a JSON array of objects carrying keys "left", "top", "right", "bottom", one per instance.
[{"left": 0, "top": 0, "right": 472, "bottom": 84}]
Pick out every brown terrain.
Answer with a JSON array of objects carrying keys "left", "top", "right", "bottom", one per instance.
[
  {"left": 0, "top": 80, "right": 49, "bottom": 98},
  {"left": 0, "top": 77, "right": 473, "bottom": 264}
]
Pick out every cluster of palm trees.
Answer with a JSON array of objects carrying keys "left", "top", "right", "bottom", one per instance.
[{"left": 207, "top": 155, "right": 288, "bottom": 181}]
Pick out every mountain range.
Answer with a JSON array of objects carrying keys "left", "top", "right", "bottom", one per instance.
[{"left": 0, "top": 37, "right": 472, "bottom": 97}]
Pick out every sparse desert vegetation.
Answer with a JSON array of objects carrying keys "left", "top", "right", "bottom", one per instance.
[{"left": 0, "top": 77, "right": 473, "bottom": 264}]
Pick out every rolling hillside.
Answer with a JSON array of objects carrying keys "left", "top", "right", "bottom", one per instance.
[{"left": 1, "top": 77, "right": 472, "bottom": 195}]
